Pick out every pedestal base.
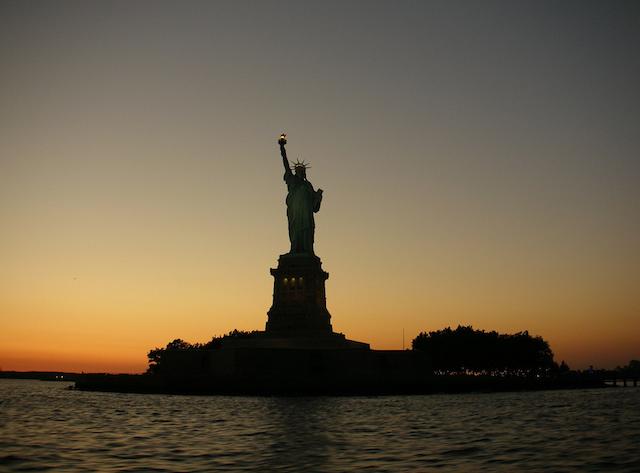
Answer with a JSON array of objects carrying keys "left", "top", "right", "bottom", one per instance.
[{"left": 219, "top": 331, "right": 369, "bottom": 351}]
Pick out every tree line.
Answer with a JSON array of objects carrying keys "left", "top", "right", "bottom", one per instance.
[
  {"left": 147, "top": 329, "right": 257, "bottom": 373},
  {"left": 147, "top": 325, "right": 562, "bottom": 377},
  {"left": 614, "top": 359, "right": 640, "bottom": 377},
  {"left": 412, "top": 325, "right": 557, "bottom": 376}
]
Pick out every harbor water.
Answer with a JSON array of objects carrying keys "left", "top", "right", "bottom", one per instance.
[{"left": 1, "top": 379, "right": 638, "bottom": 472}]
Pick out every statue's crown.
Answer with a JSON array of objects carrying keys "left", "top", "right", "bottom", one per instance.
[{"left": 291, "top": 158, "right": 311, "bottom": 171}]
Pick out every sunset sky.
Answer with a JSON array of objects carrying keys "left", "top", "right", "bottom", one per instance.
[{"left": 1, "top": 1, "right": 638, "bottom": 372}]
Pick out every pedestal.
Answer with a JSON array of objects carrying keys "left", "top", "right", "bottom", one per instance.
[{"left": 266, "top": 253, "right": 333, "bottom": 335}]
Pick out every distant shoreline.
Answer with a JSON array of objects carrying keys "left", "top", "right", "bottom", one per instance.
[
  {"left": 2, "top": 370, "right": 634, "bottom": 396},
  {"left": 0, "top": 371, "right": 80, "bottom": 381},
  {"left": 68, "top": 371, "right": 613, "bottom": 397}
]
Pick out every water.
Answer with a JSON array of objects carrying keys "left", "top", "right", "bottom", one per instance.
[{"left": 1, "top": 380, "right": 639, "bottom": 472}]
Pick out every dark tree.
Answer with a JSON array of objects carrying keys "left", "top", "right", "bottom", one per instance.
[
  {"left": 146, "top": 331, "right": 261, "bottom": 373},
  {"left": 616, "top": 359, "right": 640, "bottom": 377},
  {"left": 412, "top": 325, "right": 556, "bottom": 376}
]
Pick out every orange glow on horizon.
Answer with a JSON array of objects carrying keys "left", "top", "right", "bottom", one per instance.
[{"left": 1, "top": 2, "right": 639, "bottom": 374}]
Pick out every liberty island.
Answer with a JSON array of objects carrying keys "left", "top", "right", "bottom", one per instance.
[{"left": 73, "top": 136, "right": 601, "bottom": 395}]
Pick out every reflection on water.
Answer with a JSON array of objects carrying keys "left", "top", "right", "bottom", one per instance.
[{"left": 1, "top": 379, "right": 639, "bottom": 472}]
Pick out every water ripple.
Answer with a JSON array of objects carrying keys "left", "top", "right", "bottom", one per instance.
[{"left": 1, "top": 380, "right": 639, "bottom": 472}]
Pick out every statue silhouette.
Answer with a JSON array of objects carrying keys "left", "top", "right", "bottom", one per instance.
[{"left": 278, "top": 135, "right": 323, "bottom": 254}]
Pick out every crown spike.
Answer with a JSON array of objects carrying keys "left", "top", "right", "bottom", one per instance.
[{"left": 291, "top": 158, "right": 311, "bottom": 171}]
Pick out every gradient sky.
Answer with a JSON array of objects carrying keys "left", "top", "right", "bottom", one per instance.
[{"left": 1, "top": 1, "right": 639, "bottom": 372}]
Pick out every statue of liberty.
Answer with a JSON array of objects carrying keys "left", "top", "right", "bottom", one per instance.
[{"left": 278, "top": 134, "right": 323, "bottom": 254}]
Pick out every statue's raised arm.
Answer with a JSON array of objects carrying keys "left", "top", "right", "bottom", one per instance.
[{"left": 278, "top": 134, "right": 291, "bottom": 176}]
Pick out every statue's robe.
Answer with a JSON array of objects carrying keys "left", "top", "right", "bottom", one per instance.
[{"left": 284, "top": 171, "right": 322, "bottom": 254}]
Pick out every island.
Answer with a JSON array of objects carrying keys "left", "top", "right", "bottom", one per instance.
[{"left": 74, "top": 136, "right": 610, "bottom": 395}]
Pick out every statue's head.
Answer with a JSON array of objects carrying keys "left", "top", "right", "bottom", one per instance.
[
  {"left": 292, "top": 159, "right": 310, "bottom": 179},
  {"left": 294, "top": 165, "right": 306, "bottom": 178}
]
